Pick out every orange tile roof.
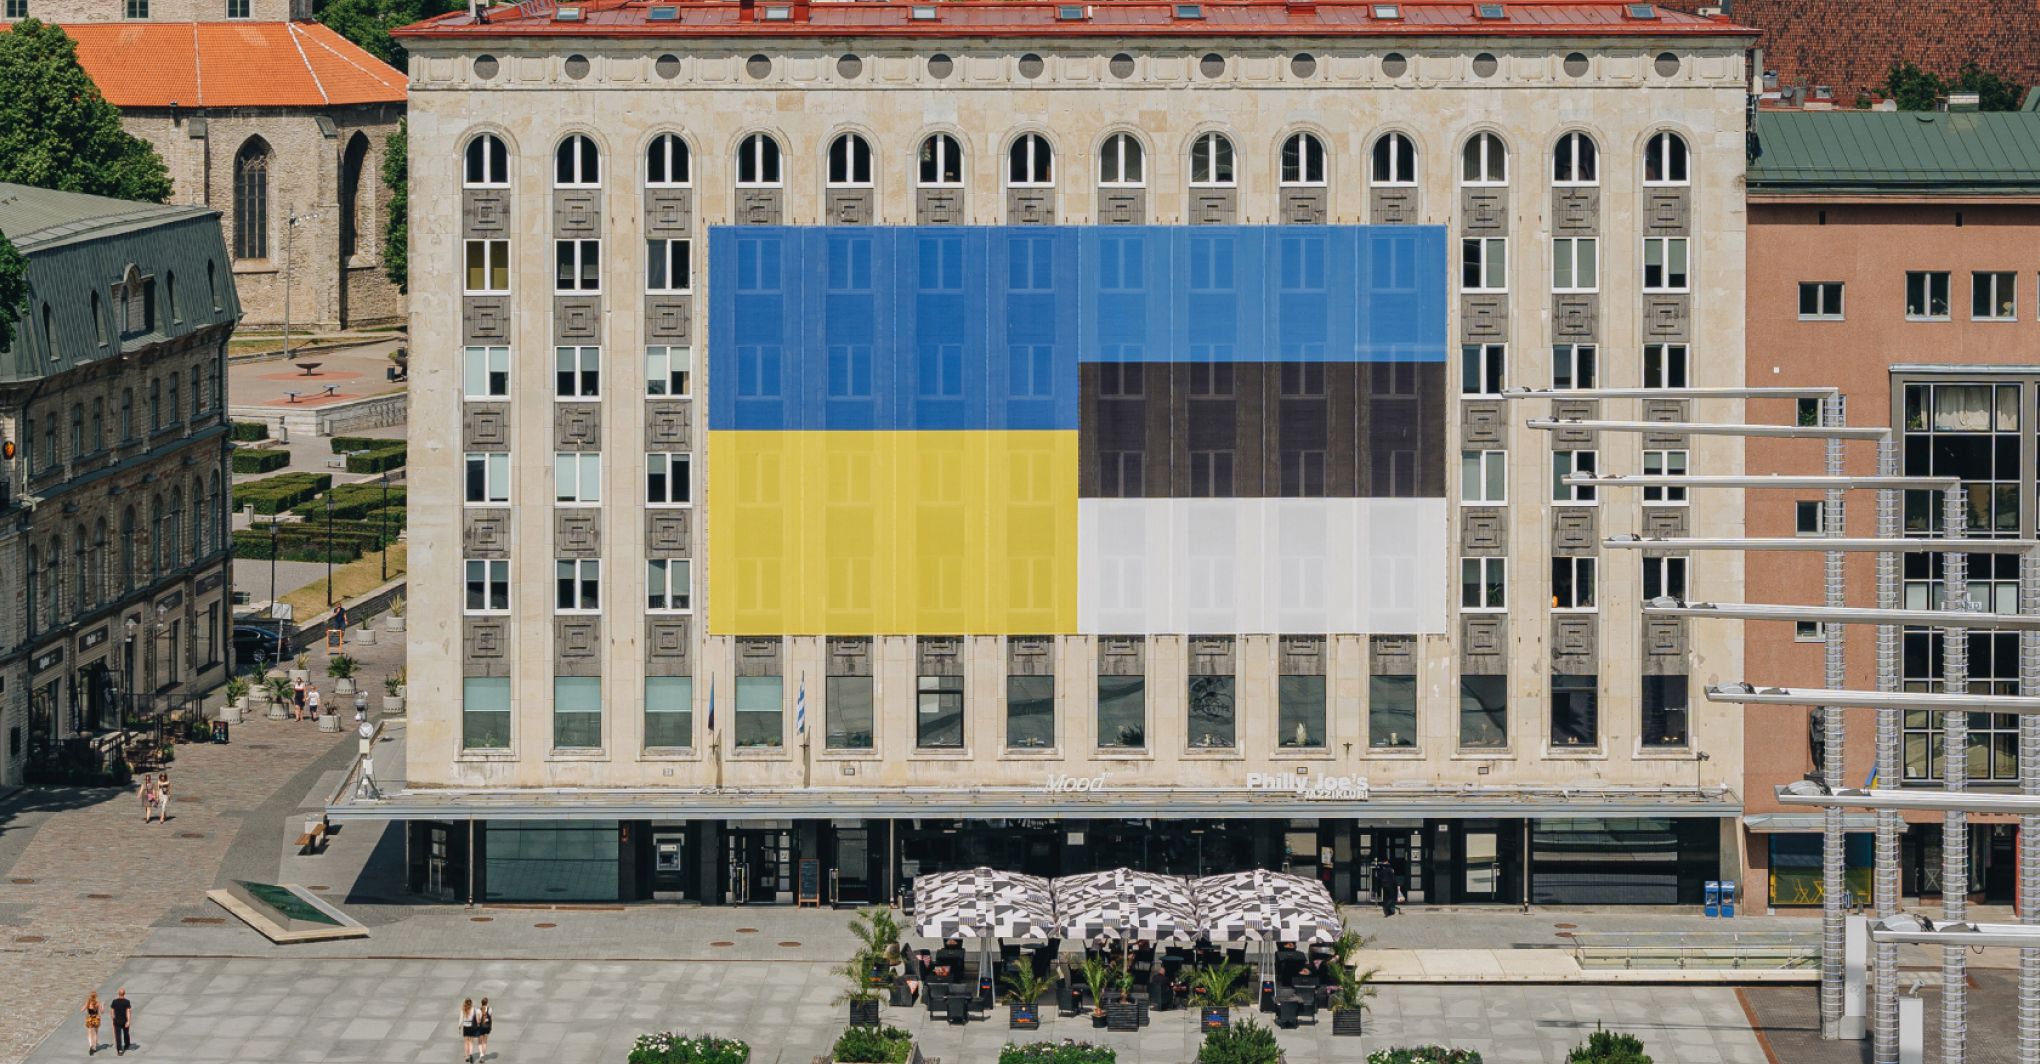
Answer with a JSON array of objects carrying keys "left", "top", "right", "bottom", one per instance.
[{"left": 52, "top": 21, "right": 405, "bottom": 109}]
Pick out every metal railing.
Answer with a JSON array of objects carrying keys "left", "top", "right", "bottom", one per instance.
[{"left": 1570, "top": 931, "right": 1822, "bottom": 971}]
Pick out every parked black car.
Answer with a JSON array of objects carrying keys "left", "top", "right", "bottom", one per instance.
[{"left": 233, "top": 624, "right": 286, "bottom": 671}]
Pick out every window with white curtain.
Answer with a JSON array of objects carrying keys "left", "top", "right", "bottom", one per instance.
[
  {"left": 1189, "top": 132, "right": 1235, "bottom": 186},
  {"left": 1461, "top": 131, "right": 1507, "bottom": 185}
]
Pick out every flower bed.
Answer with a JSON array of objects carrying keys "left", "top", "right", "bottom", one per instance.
[
  {"left": 998, "top": 1039, "right": 1117, "bottom": 1064},
  {"left": 830, "top": 1025, "right": 913, "bottom": 1064},
  {"left": 1367, "top": 1049, "right": 1485, "bottom": 1064},
  {"left": 625, "top": 1032, "right": 750, "bottom": 1064}
]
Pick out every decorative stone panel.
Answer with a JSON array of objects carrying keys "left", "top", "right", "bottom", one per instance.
[
  {"left": 1279, "top": 188, "right": 1327, "bottom": 224},
  {"left": 1553, "top": 187, "right": 1599, "bottom": 235},
  {"left": 1551, "top": 616, "right": 1598, "bottom": 673},
  {"left": 916, "top": 188, "right": 965, "bottom": 225},
  {"left": 463, "top": 190, "right": 511, "bottom": 236},
  {"left": 1461, "top": 615, "right": 1507, "bottom": 674},
  {"left": 918, "top": 635, "right": 965, "bottom": 675},
  {"left": 1008, "top": 636, "right": 1055, "bottom": 676},
  {"left": 645, "top": 402, "right": 692, "bottom": 448},
  {"left": 463, "top": 619, "right": 510, "bottom": 673},
  {"left": 646, "top": 298, "right": 692, "bottom": 342},
  {"left": 1460, "top": 188, "right": 1507, "bottom": 232},
  {"left": 646, "top": 618, "right": 692, "bottom": 675},
  {"left": 554, "top": 509, "right": 600, "bottom": 557},
  {"left": 1461, "top": 400, "right": 1506, "bottom": 446},
  {"left": 644, "top": 188, "right": 694, "bottom": 236},
  {"left": 1188, "top": 189, "right": 1237, "bottom": 225},
  {"left": 1552, "top": 399, "right": 1599, "bottom": 446},
  {"left": 826, "top": 188, "right": 875, "bottom": 225},
  {"left": 1553, "top": 295, "right": 1598, "bottom": 341},
  {"left": 463, "top": 297, "right": 510, "bottom": 342},
  {"left": 1007, "top": 188, "right": 1056, "bottom": 225},
  {"left": 552, "top": 190, "right": 601, "bottom": 237},
  {"left": 463, "top": 510, "right": 511, "bottom": 556},
  {"left": 553, "top": 297, "right": 601, "bottom": 342},
  {"left": 1097, "top": 190, "right": 1144, "bottom": 225},
  {"left": 555, "top": 618, "right": 601, "bottom": 675},
  {"left": 1644, "top": 189, "right": 1690, "bottom": 235},
  {"left": 1642, "top": 295, "right": 1691, "bottom": 340},
  {"left": 736, "top": 636, "right": 782, "bottom": 676},
  {"left": 1642, "top": 399, "right": 1688, "bottom": 424},
  {"left": 1369, "top": 187, "right": 1418, "bottom": 224},
  {"left": 1552, "top": 508, "right": 1599, "bottom": 551},
  {"left": 1098, "top": 635, "right": 1145, "bottom": 676},
  {"left": 1369, "top": 635, "right": 1416, "bottom": 674},
  {"left": 1461, "top": 295, "right": 1508, "bottom": 340},
  {"left": 736, "top": 188, "right": 783, "bottom": 225},
  {"left": 554, "top": 403, "right": 601, "bottom": 449},
  {"left": 1642, "top": 508, "right": 1690, "bottom": 538},
  {"left": 1644, "top": 618, "right": 1688, "bottom": 667},
  {"left": 464, "top": 406, "right": 510, "bottom": 449},
  {"left": 828, "top": 636, "right": 873, "bottom": 676},
  {"left": 1277, "top": 635, "right": 1324, "bottom": 676},
  {"left": 646, "top": 509, "right": 691, "bottom": 555},
  {"left": 1188, "top": 635, "right": 1235, "bottom": 675},
  {"left": 1461, "top": 509, "right": 1506, "bottom": 553}
]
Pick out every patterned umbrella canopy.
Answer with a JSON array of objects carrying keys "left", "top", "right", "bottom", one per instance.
[
  {"left": 912, "top": 866, "right": 1056, "bottom": 940},
  {"left": 1051, "top": 868, "right": 1201, "bottom": 943},
  {"left": 1193, "top": 869, "right": 1341, "bottom": 943}
]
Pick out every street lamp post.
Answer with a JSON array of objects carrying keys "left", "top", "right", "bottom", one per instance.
[
  {"left": 379, "top": 472, "right": 390, "bottom": 582},
  {"left": 324, "top": 488, "right": 335, "bottom": 608}
]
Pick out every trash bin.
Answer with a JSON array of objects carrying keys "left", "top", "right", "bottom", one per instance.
[
  {"left": 1719, "top": 880, "right": 1737, "bottom": 918},
  {"left": 1704, "top": 880, "right": 1721, "bottom": 918}
]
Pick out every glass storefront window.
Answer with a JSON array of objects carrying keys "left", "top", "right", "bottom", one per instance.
[
  {"left": 1097, "top": 675, "right": 1146, "bottom": 749},
  {"left": 1458, "top": 674, "right": 1507, "bottom": 748},
  {"left": 1277, "top": 675, "right": 1326, "bottom": 748},
  {"left": 827, "top": 674, "right": 874, "bottom": 750},
  {"left": 735, "top": 675, "right": 783, "bottom": 748},
  {"left": 644, "top": 675, "right": 692, "bottom": 748},
  {"left": 1368, "top": 675, "right": 1416, "bottom": 748},
  {"left": 1006, "top": 674, "right": 1055, "bottom": 749},
  {"left": 462, "top": 676, "right": 510, "bottom": 749},
  {"left": 484, "top": 820, "right": 618, "bottom": 902},
  {"left": 1188, "top": 675, "right": 1236, "bottom": 749}
]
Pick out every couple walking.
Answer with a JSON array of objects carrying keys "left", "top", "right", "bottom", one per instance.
[
  {"left": 81, "top": 989, "right": 133, "bottom": 1055},
  {"left": 136, "top": 773, "right": 171, "bottom": 824},
  {"left": 459, "top": 997, "right": 494, "bottom": 1062}
]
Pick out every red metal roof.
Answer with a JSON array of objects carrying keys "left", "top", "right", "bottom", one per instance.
[
  {"left": 396, "top": 0, "right": 1754, "bottom": 42},
  {"left": 51, "top": 21, "right": 405, "bottom": 109}
]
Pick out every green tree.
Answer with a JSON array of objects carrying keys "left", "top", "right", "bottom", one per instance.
[
  {"left": 381, "top": 118, "right": 407, "bottom": 290},
  {"left": 1882, "top": 60, "right": 1944, "bottom": 111},
  {"left": 0, "top": 234, "right": 27, "bottom": 352},
  {"left": 316, "top": 0, "right": 461, "bottom": 70},
  {"left": 1884, "top": 59, "right": 2026, "bottom": 112},
  {"left": 0, "top": 20, "right": 171, "bottom": 203},
  {"left": 1953, "top": 61, "right": 2024, "bottom": 112}
]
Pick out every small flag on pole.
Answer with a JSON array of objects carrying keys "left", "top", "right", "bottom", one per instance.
[
  {"left": 796, "top": 677, "right": 807, "bottom": 736},
  {"left": 707, "top": 678, "right": 716, "bottom": 733}
]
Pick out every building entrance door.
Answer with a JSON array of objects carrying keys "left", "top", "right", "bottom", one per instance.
[
  {"left": 1362, "top": 826, "right": 1425, "bottom": 905},
  {"left": 832, "top": 827, "right": 870, "bottom": 906},
  {"left": 726, "top": 828, "right": 791, "bottom": 904}
]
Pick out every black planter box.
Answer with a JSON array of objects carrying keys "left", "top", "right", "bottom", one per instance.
[
  {"left": 1201, "top": 1006, "right": 1230, "bottom": 1031},
  {"left": 1009, "top": 1004, "right": 1039, "bottom": 1030},
  {"left": 888, "top": 982, "right": 913, "bottom": 1007},
  {"left": 1091, "top": 1010, "right": 1108, "bottom": 1029},
  {"left": 848, "top": 1000, "right": 880, "bottom": 1028},
  {"left": 1105, "top": 1002, "right": 1142, "bottom": 1032},
  {"left": 1332, "top": 1009, "right": 1366, "bottom": 1036}
]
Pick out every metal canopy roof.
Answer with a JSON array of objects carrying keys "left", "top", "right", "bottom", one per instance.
[{"left": 1747, "top": 110, "right": 2040, "bottom": 196}]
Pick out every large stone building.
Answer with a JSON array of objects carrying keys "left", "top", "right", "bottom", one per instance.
[
  {"left": 361, "top": 0, "right": 1756, "bottom": 907},
  {"left": 4, "top": 0, "right": 407, "bottom": 331},
  {"left": 0, "top": 183, "right": 237, "bottom": 789}
]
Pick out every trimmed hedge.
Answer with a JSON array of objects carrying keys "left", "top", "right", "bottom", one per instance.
[
  {"left": 295, "top": 482, "right": 407, "bottom": 521},
  {"left": 233, "top": 472, "right": 332, "bottom": 515},
  {"left": 231, "top": 448, "right": 290, "bottom": 474},
  {"left": 330, "top": 435, "right": 397, "bottom": 454},
  {"left": 230, "top": 420, "right": 270, "bottom": 442},
  {"left": 232, "top": 526, "right": 372, "bottom": 563},
  {"left": 345, "top": 443, "right": 406, "bottom": 474}
]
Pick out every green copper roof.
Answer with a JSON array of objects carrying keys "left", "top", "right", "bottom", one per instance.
[
  {"left": 0, "top": 184, "right": 211, "bottom": 253},
  {"left": 1747, "top": 110, "right": 2040, "bottom": 194}
]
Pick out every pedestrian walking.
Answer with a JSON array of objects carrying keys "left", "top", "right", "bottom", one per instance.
[
  {"left": 476, "top": 997, "right": 493, "bottom": 1061},
  {"left": 137, "top": 776, "right": 154, "bottom": 822},
  {"left": 108, "top": 988, "right": 132, "bottom": 1056},
  {"left": 1371, "top": 857, "right": 1400, "bottom": 918},
  {"left": 459, "top": 998, "right": 478, "bottom": 1063},
  {"left": 307, "top": 687, "right": 321, "bottom": 720},
  {"left": 83, "top": 992, "right": 102, "bottom": 1055},
  {"left": 152, "top": 774, "right": 170, "bottom": 824},
  {"left": 292, "top": 679, "right": 307, "bottom": 721}
]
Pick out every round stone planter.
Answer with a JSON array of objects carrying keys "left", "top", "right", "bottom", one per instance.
[
  {"left": 268, "top": 702, "right": 290, "bottom": 721},
  {"left": 382, "top": 695, "right": 405, "bottom": 715},
  {"left": 354, "top": 627, "right": 378, "bottom": 646},
  {"left": 317, "top": 713, "right": 341, "bottom": 733},
  {"left": 218, "top": 701, "right": 243, "bottom": 725},
  {"left": 334, "top": 677, "right": 356, "bottom": 695},
  {"left": 386, "top": 615, "right": 406, "bottom": 633},
  {"left": 288, "top": 669, "right": 309, "bottom": 683}
]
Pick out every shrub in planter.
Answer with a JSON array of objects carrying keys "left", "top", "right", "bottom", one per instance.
[
  {"left": 230, "top": 420, "right": 270, "bottom": 442},
  {"left": 1189, "top": 960, "right": 1254, "bottom": 1029},
  {"left": 626, "top": 1032, "right": 751, "bottom": 1064},
  {"left": 345, "top": 444, "right": 406, "bottom": 474},
  {"left": 1078, "top": 957, "right": 1117, "bottom": 1026},
  {"left": 1003, "top": 964, "right": 1052, "bottom": 1029},
  {"left": 997, "top": 1040, "right": 1117, "bottom": 1064},
  {"left": 231, "top": 448, "right": 290, "bottom": 474},
  {"left": 1367, "top": 1050, "right": 1485, "bottom": 1064},
  {"left": 1567, "top": 1031, "right": 1651, "bottom": 1064},
  {"left": 829, "top": 1025, "right": 912, "bottom": 1064},
  {"left": 1327, "top": 929, "right": 1377, "bottom": 1036},
  {"left": 1197, "top": 1017, "right": 1281, "bottom": 1064}
]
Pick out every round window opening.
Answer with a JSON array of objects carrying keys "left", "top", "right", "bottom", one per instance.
[
  {"left": 1108, "top": 52, "right": 1135, "bottom": 79},
  {"left": 563, "top": 54, "right": 590, "bottom": 79},
  {"left": 1018, "top": 53, "right": 1045, "bottom": 79},
  {"left": 1471, "top": 52, "right": 1498, "bottom": 78},
  {"left": 1290, "top": 52, "right": 1317, "bottom": 78},
  {"left": 1382, "top": 52, "right": 1408, "bottom": 77},
  {"left": 473, "top": 54, "right": 500, "bottom": 79},
  {"left": 746, "top": 54, "right": 772, "bottom": 79},
  {"left": 1199, "top": 53, "right": 1226, "bottom": 79},
  {"left": 654, "top": 54, "right": 681, "bottom": 79},
  {"left": 1563, "top": 51, "right": 1589, "bottom": 77},
  {"left": 1654, "top": 51, "right": 1681, "bottom": 77},
  {"left": 837, "top": 53, "right": 863, "bottom": 78},
  {"left": 928, "top": 53, "right": 954, "bottom": 78}
]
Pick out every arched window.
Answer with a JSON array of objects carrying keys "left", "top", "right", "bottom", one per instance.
[
  {"left": 119, "top": 389, "right": 134, "bottom": 441},
  {"left": 119, "top": 507, "right": 135, "bottom": 591},
  {"left": 1008, "top": 133, "right": 1053, "bottom": 187},
  {"left": 736, "top": 133, "right": 782, "bottom": 187},
  {"left": 554, "top": 134, "right": 600, "bottom": 187},
  {"left": 151, "top": 496, "right": 166, "bottom": 576},
  {"left": 45, "top": 538, "right": 60, "bottom": 622},
  {"left": 69, "top": 404, "right": 82, "bottom": 456},
  {"left": 1371, "top": 132, "right": 1417, "bottom": 186},
  {"left": 191, "top": 366, "right": 203, "bottom": 417},
  {"left": 1644, "top": 131, "right": 1689, "bottom": 186},
  {"left": 25, "top": 546, "right": 39, "bottom": 634},
  {"left": 464, "top": 133, "right": 509, "bottom": 187},
  {"left": 1098, "top": 132, "right": 1144, "bottom": 187},
  {"left": 1461, "top": 132, "right": 1507, "bottom": 185},
  {"left": 1279, "top": 132, "right": 1326, "bottom": 186},
  {"left": 1553, "top": 131, "right": 1599, "bottom": 185},
  {"left": 73, "top": 527, "right": 86, "bottom": 610},
  {"left": 203, "top": 475, "right": 219, "bottom": 556},
  {"left": 189, "top": 481, "right": 203, "bottom": 558},
  {"left": 918, "top": 134, "right": 963, "bottom": 187},
  {"left": 646, "top": 133, "right": 690, "bottom": 187},
  {"left": 339, "top": 133, "right": 370, "bottom": 261},
  {"left": 1189, "top": 132, "right": 1235, "bottom": 187},
  {"left": 233, "top": 137, "right": 270, "bottom": 259},
  {"left": 91, "top": 518, "right": 107, "bottom": 605},
  {"left": 827, "top": 133, "right": 873, "bottom": 187}
]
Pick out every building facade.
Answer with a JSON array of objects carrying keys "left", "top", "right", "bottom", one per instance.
[
  {"left": 0, "top": 183, "right": 238, "bottom": 789},
  {"left": 372, "top": 0, "right": 1755, "bottom": 907},
  {"left": 1740, "top": 108, "right": 2040, "bottom": 911}
]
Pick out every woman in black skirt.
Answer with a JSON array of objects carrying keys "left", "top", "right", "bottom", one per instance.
[{"left": 459, "top": 998, "right": 478, "bottom": 1063}]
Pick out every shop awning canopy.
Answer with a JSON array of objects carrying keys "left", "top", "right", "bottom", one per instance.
[
  {"left": 912, "top": 866, "right": 1056, "bottom": 940},
  {"left": 1052, "top": 869, "right": 1201, "bottom": 944},
  {"left": 913, "top": 865, "right": 1339, "bottom": 945},
  {"left": 1193, "top": 869, "right": 1343, "bottom": 944}
]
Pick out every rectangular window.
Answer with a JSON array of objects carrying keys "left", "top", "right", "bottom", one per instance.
[
  {"left": 647, "top": 452, "right": 691, "bottom": 505},
  {"left": 1277, "top": 674, "right": 1326, "bottom": 749},
  {"left": 1188, "top": 674, "right": 1236, "bottom": 749},
  {"left": 1188, "top": 451, "right": 1234, "bottom": 498},
  {"left": 464, "top": 452, "right": 510, "bottom": 504},
  {"left": 1795, "top": 621, "right": 1822, "bottom": 642},
  {"left": 1642, "top": 237, "right": 1689, "bottom": 292},
  {"left": 1461, "top": 236, "right": 1506, "bottom": 292},
  {"left": 553, "top": 676, "right": 602, "bottom": 749},
  {"left": 463, "top": 345, "right": 509, "bottom": 399},
  {"left": 1796, "top": 499, "right": 1825, "bottom": 535},
  {"left": 554, "top": 452, "right": 601, "bottom": 504},
  {"left": 1460, "top": 449, "right": 1506, "bottom": 504},
  {"left": 1552, "top": 450, "right": 1597, "bottom": 502},
  {"left": 1007, "top": 674, "right": 1055, "bottom": 749},
  {"left": 734, "top": 675, "right": 783, "bottom": 748},
  {"left": 1368, "top": 675, "right": 1417, "bottom": 748},
  {"left": 647, "top": 238, "right": 692, "bottom": 293},
  {"left": 1552, "top": 343, "right": 1596, "bottom": 390},
  {"left": 1905, "top": 271, "right": 1951, "bottom": 320},
  {"left": 1643, "top": 343, "right": 1688, "bottom": 389},
  {"left": 1461, "top": 343, "right": 1504, "bottom": 396},
  {"left": 464, "top": 239, "right": 509, "bottom": 294},
  {"left": 124, "top": 0, "right": 147, "bottom": 16},
  {"left": 6, "top": 0, "right": 29, "bottom": 17},
  {"left": 1642, "top": 555, "right": 1687, "bottom": 601},
  {"left": 1641, "top": 675, "right": 1689, "bottom": 747},
  {"left": 1551, "top": 556, "right": 1597, "bottom": 610},
  {"left": 1798, "top": 281, "right": 1843, "bottom": 320},
  {"left": 1097, "top": 674, "right": 1146, "bottom": 749},
  {"left": 646, "top": 558, "right": 690, "bottom": 612},
  {"left": 1551, "top": 674, "right": 1599, "bottom": 748},
  {"left": 226, "top": 0, "right": 248, "bottom": 16},
  {"left": 644, "top": 676, "right": 693, "bottom": 748},
  {"left": 463, "top": 558, "right": 509, "bottom": 613},
  {"left": 554, "top": 345, "right": 600, "bottom": 398},
  {"left": 1901, "top": 381, "right": 2019, "bottom": 535},
  {"left": 462, "top": 676, "right": 511, "bottom": 749},
  {"left": 1973, "top": 271, "right": 2016, "bottom": 321},
  {"left": 1552, "top": 237, "right": 1598, "bottom": 293},
  {"left": 1460, "top": 556, "right": 1505, "bottom": 611},
  {"left": 1459, "top": 674, "right": 1507, "bottom": 748},
  {"left": 554, "top": 238, "right": 601, "bottom": 293},
  {"left": 826, "top": 674, "right": 875, "bottom": 750},
  {"left": 554, "top": 558, "right": 601, "bottom": 612},
  {"left": 1642, "top": 449, "right": 1688, "bottom": 503},
  {"left": 916, "top": 674, "right": 964, "bottom": 748},
  {"left": 646, "top": 346, "right": 692, "bottom": 396}
]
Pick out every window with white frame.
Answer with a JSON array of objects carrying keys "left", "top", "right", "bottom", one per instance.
[
  {"left": 554, "top": 346, "right": 600, "bottom": 399},
  {"left": 645, "top": 133, "right": 690, "bottom": 186},
  {"left": 647, "top": 346, "right": 691, "bottom": 396},
  {"left": 1552, "top": 343, "right": 1596, "bottom": 389},
  {"left": 1552, "top": 449, "right": 1597, "bottom": 502},
  {"left": 464, "top": 452, "right": 509, "bottom": 504},
  {"left": 1644, "top": 343, "right": 1688, "bottom": 389},
  {"left": 1371, "top": 132, "right": 1417, "bottom": 185},
  {"left": 918, "top": 133, "right": 963, "bottom": 186},
  {"left": 827, "top": 132, "right": 874, "bottom": 187},
  {"left": 1642, "top": 555, "right": 1688, "bottom": 601},
  {"left": 464, "top": 559, "right": 509, "bottom": 613},
  {"left": 1279, "top": 132, "right": 1326, "bottom": 186},
  {"left": 555, "top": 239, "right": 600, "bottom": 293},
  {"left": 1905, "top": 271, "right": 1951, "bottom": 319},
  {"left": 1098, "top": 132, "right": 1144, "bottom": 186},
  {"left": 1189, "top": 132, "right": 1235, "bottom": 187},
  {"left": 464, "top": 134, "right": 509, "bottom": 187},
  {"left": 554, "top": 134, "right": 600, "bottom": 187},
  {"left": 1551, "top": 556, "right": 1597, "bottom": 609},
  {"left": 1461, "top": 342, "right": 1504, "bottom": 395},
  {"left": 554, "top": 452, "right": 601, "bottom": 504},
  {"left": 1973, "top": 271, "right": 2017, "bottom": 321},
  {"left": 647, "top": 238, "right": 691, "bottom": 293},
  {"left": 1642, "top": 448, "right": 1688, "bottom": 503},
  {"left": 1642, "top": 237, "right": 1689, "bottom": 292},
  {"left": 1460, "top": 556, "right": 1505, "bottom": 611},
  {"left": 647, "top": 452, "right": 691, "bottom": 505},
  {"left": 1552, "top": 131, "right": 1598, "bottom": 185},
  {"left": 1461, "top": 131, "right": 1507, "bottom": 185},
  {"left": 1552, "top": 237, "right": 1598, "bottom": 292},
  {"left": 1795, "top": 499, "right": 1827, "bottom": 536},
  {"left": 1643, "top": 130, "right": 1689, "bottom": 185},
  {"left": 1461, "top": 449, "right": 1506, "bottom": 504},
  {"left": 1796, "top": 621, "right": 1823, "bottom": 642},
  {"left": 647, "top": 558, "right": 691, "bottom": 612},
  {"left": 1009, "top": 133, "right": 1053, "bottom": 186},
  {"left": 1798, "top": 281, "right": 1843, "bottom": 319},
  {"left": 464, "top": 239, "right": 509, "bottom": 294},
  {"left": 463, "top": 345, "right": 509, "bottom": 399},
  {"left": 736, "top": 133, "right": 782, "bottom": 186},
  {"left": 1461, "top": 236, "right": 1506, "bottom": 292},
  {"left": 555, "top": 558, "right": 601, "bottom": 612}
]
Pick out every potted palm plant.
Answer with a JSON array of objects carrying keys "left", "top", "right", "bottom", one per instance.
[
  {"left": 220, "top": 676, "right": 249, "bottom": 724},
  {"left": 1002, "top": 965, "right": 1050, "bottom": 1030},
  {"left": 837, "top": 957, "right": 883, "bottom": 1028},
  {"left": 383, "top": 671, "right": 406, "bottom": 715},
  {"left": 1329, "top": 924, "right": 1377, "bottom": 1037},
  {"left": 264, "top": 675, "right": 293, "bottom": 720},
  {"left": 328, "top": 654, "right": 360, "bottom": 695},
  {"left": 386, "top": 597, "right": 406, "bottom": 632},
  {"left": 1190, "top": 960, "right": 1253, "bottom": 1031},
  {"left": 1105, "top": 960, "right": 1141, "bottom": 1032},
  {"left": 1078, "top": 957, "right": 1115, "bottom": 1028}
]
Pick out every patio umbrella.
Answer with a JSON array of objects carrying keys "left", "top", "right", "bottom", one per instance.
[
  {"left": 1193, "top": 869, "right": 1342, "bottom": 943},
  {"left": 1051, "top": 868, "right": 1201, "bottom": 944},
  {"left": 911, "top": 866, "right": 1056, "bottom": 940}
]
